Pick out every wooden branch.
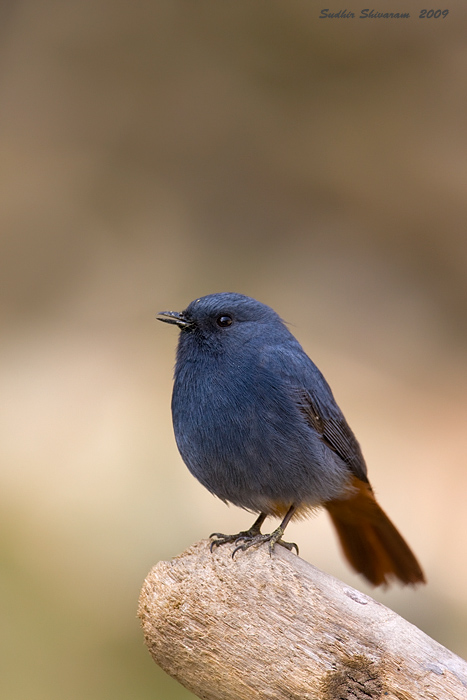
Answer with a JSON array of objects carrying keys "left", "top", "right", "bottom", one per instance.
[{"left": 138, "top": 540, "right": 467, "bottom": 700}]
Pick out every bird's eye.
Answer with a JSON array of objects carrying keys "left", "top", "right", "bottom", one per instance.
[{"left": 216, "top": 314, "right": 233, "bottom": 327}]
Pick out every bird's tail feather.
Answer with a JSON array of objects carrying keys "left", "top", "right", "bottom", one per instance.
[{"left": 325, "top": 477, "right": 425, "bottom": 587}]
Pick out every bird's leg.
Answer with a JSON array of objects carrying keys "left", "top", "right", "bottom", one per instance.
[
  {"left": 210, "top": 512, "right": 267, "bottom": 552},
  {"left": 232, "top": 504, "right": 299, "bottom": 558}
]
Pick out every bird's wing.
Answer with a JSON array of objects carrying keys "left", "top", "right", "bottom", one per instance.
[
  {"left": 297, "top": 386, "right": 369, "bottom": 483},
  {"left": 272, "top": 345, "right": 369, "bottom": 483}
]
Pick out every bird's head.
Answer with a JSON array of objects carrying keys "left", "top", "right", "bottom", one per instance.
[{"left": 157, "top": 292, "right": 283, "bottom": 340}]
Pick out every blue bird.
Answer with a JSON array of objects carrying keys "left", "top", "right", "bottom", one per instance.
[{"left": 158, "top": 293, "right": 425, "bottom": 586}]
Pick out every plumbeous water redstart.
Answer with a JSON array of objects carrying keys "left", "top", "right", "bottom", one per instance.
[{"left": 158, "top": 292, "right": 425, "bottom": 587}]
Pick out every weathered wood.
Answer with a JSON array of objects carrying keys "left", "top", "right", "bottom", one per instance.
[{"left": 138, "top": 540, "right": 467, "bottom": 700}]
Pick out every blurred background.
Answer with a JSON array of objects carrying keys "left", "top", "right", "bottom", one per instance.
[{"left": 1, "top": 1, "right": 466, "bottom": 698}]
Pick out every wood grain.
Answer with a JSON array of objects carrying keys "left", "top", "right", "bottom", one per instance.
[{"left": 138, "top": 540, "right": 467, "bottom": 700}]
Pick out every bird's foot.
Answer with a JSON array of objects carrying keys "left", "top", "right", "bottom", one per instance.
[
  {"left": 210, "top": 525, "right": 263, "bottom": 553},
  {"left": 232, "top": 527, "right": 299, "bottom": 558}
]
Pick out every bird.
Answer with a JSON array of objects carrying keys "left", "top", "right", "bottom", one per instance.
[{"left": 157, "top": 292, "right": 425, "bottom": 587}]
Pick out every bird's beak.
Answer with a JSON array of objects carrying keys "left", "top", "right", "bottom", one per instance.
[{"left": 157, "top": 310, "right": 193, "bottom": 329}]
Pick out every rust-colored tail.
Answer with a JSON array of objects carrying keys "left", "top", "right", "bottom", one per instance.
[{"left": 325, "top": 477, "right": 425, "bottom": 587}]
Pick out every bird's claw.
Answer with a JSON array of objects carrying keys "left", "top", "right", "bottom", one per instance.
[
  {"left": 209, "top": 532, "right": 237, "bottom": 552},
  {"left": 231, "top": 527, "right": 299, "bottom": 558},
  {"left": 209, "top": 527, "right": 263, "bottom": 553}
]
